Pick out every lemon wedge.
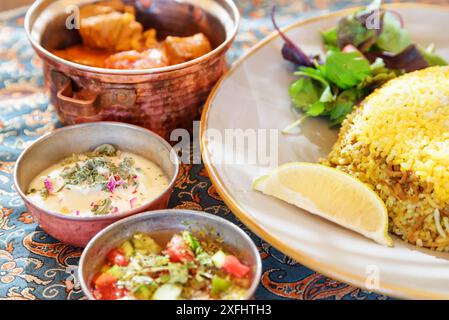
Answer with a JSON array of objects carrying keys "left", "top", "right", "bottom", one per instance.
[{"left": 253, "top": 162, "right": 393, "bottom": 246}]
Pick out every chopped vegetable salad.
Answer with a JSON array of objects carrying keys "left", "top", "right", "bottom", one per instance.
[{"left": 91, "top": 231, "right": 251, "bottom": 300}]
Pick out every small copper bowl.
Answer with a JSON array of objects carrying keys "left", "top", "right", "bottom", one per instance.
[
  {"left": 13, "top": 122, "right": 179, "bottom": 247},
  {"left": 24, "top": 0, "right": 239, "bottom": 140},
  {"left": 79, "top": 209, "right": 262, "bottom": 300}
]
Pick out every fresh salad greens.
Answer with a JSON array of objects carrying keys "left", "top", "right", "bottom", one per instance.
[{"left": 273, "top": 0, "right": 447, "bottom": 132}]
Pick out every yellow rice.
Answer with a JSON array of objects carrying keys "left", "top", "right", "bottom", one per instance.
[{"left": 322, "top": 66, "right": 449, "bottom": 250}]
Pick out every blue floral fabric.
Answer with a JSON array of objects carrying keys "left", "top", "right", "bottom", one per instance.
[{"left": 0, "top": 0, "right": 436, "bottom": 300}]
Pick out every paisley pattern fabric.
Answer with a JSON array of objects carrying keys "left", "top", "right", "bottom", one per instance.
[{"left": 0, "top": 0, "right": 444, "bottom": 300}]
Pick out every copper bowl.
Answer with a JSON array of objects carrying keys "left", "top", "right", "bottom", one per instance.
[
  {"left": 24, "top": 0, "right": 239, "bottom": 140},
  {"left": 79, "top": 209, "right": 262, "bottom": 300},
  {"left": 13, "top": 122, "right": 180, "bottom": 247}
]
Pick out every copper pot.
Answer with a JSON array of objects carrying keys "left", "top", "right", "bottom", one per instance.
[{"left": 24, "top": 0, "right": 239, "bottom": 140}]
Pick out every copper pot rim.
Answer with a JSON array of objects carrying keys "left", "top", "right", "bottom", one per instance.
[
  {"left": 24, "top": 0, "right": 240, "bottom": 76},
  {"left": 78, "top": 209, "right": 263, "bottom": 300},
  {"left": 13, "top": 122, "right": 180, "bottom": 222}
]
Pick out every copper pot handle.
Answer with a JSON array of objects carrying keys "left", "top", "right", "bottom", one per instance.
[
  {"left": 52, "top": 71, "right": 137, "bottom": 117},
  {"left": 56, "top": 80, "right": 99, "bottom": 117}
]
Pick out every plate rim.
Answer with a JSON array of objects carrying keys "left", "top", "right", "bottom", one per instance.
[{"left": 200, "top": 2, "right": 449, "bottom": 300}]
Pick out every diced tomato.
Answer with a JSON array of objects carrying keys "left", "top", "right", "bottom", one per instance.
[
  {"left": 189, "top": 268, "right": 197, "bottom": 276},
  {"left": 94, "top": 273, "right": 117, "bottom": 288},
  {"left": 93, "top": 285, "right": 127, "bottom": 300},
  {"left": 106, "top": 248, "right": 129, "bottom": 266},
  {"left": 342, "top": 44, "right": 359, "bottom": 53},
  {"left": 342, "top": 45, "right": 368, "bottom": 60},
  {"left": 93, "top": 273, "right": 127, "bottom": 300},
  {"left": 165, "top": 234, "right": 195, "bottom": 263},
  {"left": 222, "top": 255, "right": 250, "bottom": 278}
]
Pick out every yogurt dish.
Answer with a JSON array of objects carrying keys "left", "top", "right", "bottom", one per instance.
[
  {"left": 14, "top": 122, "right": 179, "bottom": 247},
  {"left": 27, "top": 144, "right": 169, "bottom": 217}
]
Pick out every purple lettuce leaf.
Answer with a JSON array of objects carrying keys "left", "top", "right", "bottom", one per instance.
[
  {"left": 271, "top": 6, "right": 313, "bottom": 67},
  {"left": 365, "top": 45, "right": 429, "bottom": 72}
]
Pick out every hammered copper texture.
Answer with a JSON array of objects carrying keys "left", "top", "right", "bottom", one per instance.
[{"left": 43, "top": 54, "right": 228, "bottom": 140}]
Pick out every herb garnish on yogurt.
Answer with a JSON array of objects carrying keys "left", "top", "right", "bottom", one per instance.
[{"left": 27, "top": 144, "right": 169, "bottom": 217}]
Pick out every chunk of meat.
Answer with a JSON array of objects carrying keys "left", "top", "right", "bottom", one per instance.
[
  {"left": 79, "top": 11, "right": 144, "bottom": 52},
  {"left": 142, "top": 29, "right": 158, "bottom": 48},
  {"left": 164, "top": 33, "right": 212, "bottom": 65},
  {"left": 52, "top": 1, "right": 214, "bottom": 69},
  {"left": 79, "top": 0, "right": 134, "bottom": 18},
  {"left": 104, "top": 48, "right": 169, "bottom": 69}
]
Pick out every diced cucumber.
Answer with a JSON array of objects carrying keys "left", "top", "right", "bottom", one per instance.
[
  {"left": 106, "top": 265, "right": 123, "bottom": 279},
  {"left": 182, "top": 231, "right": 200, "bottom": 251},
  {"left": 211, "top": 276, "right": 231, "bottom": 295},
  {"left": 132, "top": 233, "right": 161, "bottom": 255},
  {"left": 196, "top": 251, "right": 213, "bottom": 267},
  {"left": 167, "top": 263, "right": 189, "bottom": 284},
  {"left": 100, "top": 264, "right": 110, "bottom": 273},
  {"left": 120, "top": 240, "right": 134, "bottom": 258},
  {"left": 152, "top": 284, "right": 182, "bottom": 300},
  {"left": 157, "top": 273, "right": 170, "bottom": 284},
  {"left": 134, "top": 284, "right": 156, "bottom": 300},
  {"left": 211, "top": 250, "right": 226, "bottom": 268}
]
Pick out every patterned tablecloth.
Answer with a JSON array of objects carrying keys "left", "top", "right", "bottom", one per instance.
[{"left": 0, "top": 0, "right": 445, "bottom": 300}]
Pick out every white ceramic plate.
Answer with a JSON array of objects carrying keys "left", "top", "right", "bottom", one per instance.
[{"left": 200, "top": 4, "right": 449, "bottom": 299}]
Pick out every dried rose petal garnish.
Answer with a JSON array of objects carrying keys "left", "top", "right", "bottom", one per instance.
[
  {"left": 44, "top": 178, "right": 53, "bottom": 192},
  {"left": 106, "top": 176, "right": 117, "bottom": 192},
  {"left": 129, "top": 197, "right": 138, "bottom": 209},
  {"left": 106, "top": 175, "right": 126, "bottom": 193}
]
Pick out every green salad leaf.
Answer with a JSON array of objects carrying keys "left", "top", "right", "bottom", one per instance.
[
  {"left": 294, "top": 67, "right": 334, "bottom": 103},
  {"left": 329, "top": 88, "right": 360, "bottom": 126},
  {"left": 288, "top": 76, "right": 323, "bottom": 111},
  {"left": 357, "top": 69, "right": 399, "bottom": 93},
  {"left": 281, "top": 0, "right": 447, "bottom": 133},
  {"left": 306, "top": 101, "right": 326, "bottom": 117},
  {"left": 287, "top": 50, "right": 373, "bottom": 131},
  {"left": 335, "top": 14, "right": 377, "bottom": 49},
  {"left": 284, "top": 47, "right": 398, "bottom": 132},
  {"left": 285, "top": 76, "right": 327, "bottom": 133},
  {"left": 320, "top": 50, "right": 372, "bottom": 89},
  {"left": 321, "top": 27, "right": 338, "bottom": 49},
  {"left": 182, "top": 231, "right": 200, "bottom": 251},
  {"left": 418, "top": 45, "right": 448, "bottom": 66},
  {"left": 321, "top": 0, "right": 381, "bottom": 51},
  {"left": 376, "top": 12, "right": 411, "bottom": 54}
]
